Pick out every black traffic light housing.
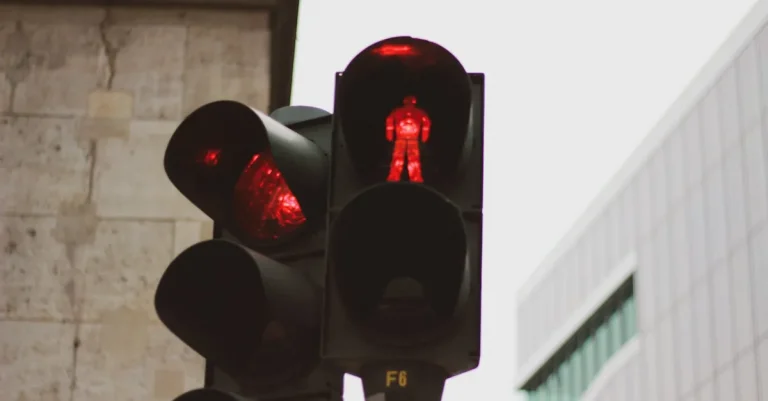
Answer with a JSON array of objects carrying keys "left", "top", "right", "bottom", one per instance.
[
  {"left": 152, "top": 35, "right": 484, "bottom": 401},
  {"left": 156, "top": 239, "right": 319, "bottom": 388},
  {"left": 322, "top": 36, "right": 484, "bottom": 400},
  {"left": 164, "top": 101, "right": 329, "bottom": 247},
  {"left": 156, "top": 103, "right": 343, "bottom": 401}
]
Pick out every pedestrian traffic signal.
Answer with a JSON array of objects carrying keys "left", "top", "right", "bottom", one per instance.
[
  {"left": 323, "top": 36, "right": 484, "bottom": 401},
  {"left": 155, "top": 103, "right": 342, "bottom": 401},
  {"left": 163, "top": 101, "right": 329, "bottom": 247},
  {"left": 384, "top": 95, "right": 431, "bottom": 182},
  {"left": 334, "top": 36, "right": 473, "bottom": 189}
]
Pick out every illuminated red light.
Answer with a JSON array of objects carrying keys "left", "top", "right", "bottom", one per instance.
[
  {"left": 201, "top": 149, "right": 221, "bottom": 166},
  {"left": 372, "top": 44, "right": 417, "bottom": 57},
  {"left": 233, "top": 152, "right": 307, "bottom": 242},
  {"left": 385, "top": 95, "right": 430, "bottom": 183}
]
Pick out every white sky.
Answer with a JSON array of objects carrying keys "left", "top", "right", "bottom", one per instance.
[{"left": 291, "top": 1, "right": 759, "bottom": 400}]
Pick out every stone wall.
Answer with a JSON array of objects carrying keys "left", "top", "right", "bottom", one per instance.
[{"left": 0, "top": 5, "right": 271, "bottom": 400}]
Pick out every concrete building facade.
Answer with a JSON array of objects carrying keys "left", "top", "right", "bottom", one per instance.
[
  {"left": 515, "top": 1, "right": 768, "bottom": 400},
  {"left": 0, "top": 2, "right": 298, "bottom": 400}
]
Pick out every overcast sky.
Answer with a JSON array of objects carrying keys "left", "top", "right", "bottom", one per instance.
[{"left": 291, "top": 1, "right": 759, "bottom": 400}]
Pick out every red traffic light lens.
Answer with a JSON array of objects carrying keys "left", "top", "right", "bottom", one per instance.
[
  {"left": 329, "top": 183, "right": 468, "bottom": 346},
  {"left": 385, "top": 95, "right": 430, "bottom": 183},
  {"left": 372, "top": 44, "right": 418, "bottom": 57},
  {"left": 233, "top": 152, "right": 306, "bottom": 242},
  {"left": 339, "top": 36, "right": 472, "bottom": 184},
  {"left": 200, "top": 149, "right": 221, "bottom": 166}
]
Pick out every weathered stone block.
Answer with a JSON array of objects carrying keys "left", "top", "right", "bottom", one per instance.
[
  {"left": 109, "top": 24, "right": 186, "bottom": 120},
  {"left": 50, "top": 203, "right": 100, "bottom": 311},
  {"left": 0, "top": 71, "right": 10, "bottom": 112},
  {"left": 0, "top": 23, "right": 12, "bottom": 112},
  {"left": 76, "top": 219, "right": 174, "bottom": 322},
  {"left": 0, "top": 116, "right": 91, "bottom": 214},
  {"left": 184, "top": 10, "right": 269, "bottom": 30},
  {"left": 0, "top": 21, "right": 14, "bottom": 112},
  {"left": 130, "top": 119, "right": 179, "bottom": 137},
  {"left": 154, "top": 369, "right": 187, "bottom": 400},
  {"left": 0, "top": 215, "right": 82, "bottom": 320},
  {"left": 109, "top": 7, "right": 187, "bottom": 26},
  {"left": 73, "top": 321, "right": 204, "bottom": 401},
  {"left": 173, "top": 220, "right": 214, "bottom": 256},
  {"left": 76, "top": 117, "right": 131, "bottom": 139},
  {"left": 13, "top": 22, "right": 104, "bottom": 116},
  {"left": 183, "top": 25, "right": 270, "bottom": 115},
  {"left": 88, "top": 90, "right": 133, "bottom": 119},
  {"left": 108, "top": 7, "right": 268, "bottom": 29},
  {"left": 91, "top": 134, "right": 207, "bottom": 220},
  {"left": 0, "top": 5, "right": 105, "bottom": 24},
  {"left": 0, "top": 321, "right": 75, "bottom": 401}
]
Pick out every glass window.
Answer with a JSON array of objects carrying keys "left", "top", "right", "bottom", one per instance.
[
  {"left": 546, "top": 371, "right": 559, "bottom": 401},
  {"left": 571, "top": 344, "right": 584, "bottom": 396},
  {"left": 523, "top": 277, "right": 637, "bottom": 400},
  {"left": 609, "top": 304, "right": 624, "bottom": 352},
  {"left": 622, "top": 294, "right": 637, "bottom": 340},
  {"left": 558, "top": 356, "right": 572, "bottom": 400},
  {"left": 596, "top": 320, "right": 609, "bottom": 369},
  {"left": 583, "top": 333, "right": 596, "bottom": 385}
]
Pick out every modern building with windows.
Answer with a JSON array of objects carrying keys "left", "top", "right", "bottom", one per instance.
[{"left": 515, "top": 1, "right": 768, "bottom": 400}]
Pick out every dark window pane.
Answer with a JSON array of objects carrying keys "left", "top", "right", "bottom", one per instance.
[
  {"left": 571, "top": 346, "right": 584, "bottom": 396},
  {"left": 525, "top": 277, "right": 636, "bottom": 401},
  {"left": 610, "top": 303, "right": 624, "bottom": 352},
  {"left": 584, "top": 334, "right": 597, "bottom": 386},
  {"left": 537, "top": 380, "right": 548, "bottom": 401},
  {"left": 623, "top": 295, "right": 637, "bottom": 339},
  {"left": 559, "top": 356, "right": 572, "bottom": 399},
  {"left": 596, "top": 320, "right": 610, "bottom": 370},
  {"left": 546, "top": 371, "right": 559, "bottom": 401}
]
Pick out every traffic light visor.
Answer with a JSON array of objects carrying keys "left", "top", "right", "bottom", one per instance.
[
  {"left": 155, "top": 239, "right": 319, "bottom": 386},
  {"left": 338, "top": 36, "right": 472, "bottom": 184},
  {"left": 328, "top": 183, "right": 468, "bottom": 345},
  {"left": 164, "top": 101, "right": 308, "bottom": 244}
]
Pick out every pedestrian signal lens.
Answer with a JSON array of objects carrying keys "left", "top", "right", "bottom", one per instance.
[
  {"left": 386, "top": 95, "right": 430, "bottom": 183},
  {"left": 338, "top": 36, "right": 472, "bottom": 185},
  {"left": 329, "top": 184, "right": 469, "bottom": 346},
  {"left": 156, "top": 240, "right": 320, "bottom": 388},
  {"left": 372, "top": 43, "right": 418, "bottom": 57},
  {"left": 234, "top": 152, "right": 307, "bottom": 242}
]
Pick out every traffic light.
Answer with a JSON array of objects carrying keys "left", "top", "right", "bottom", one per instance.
[
  {"left": 323, "top": 36, "right": 484, "bottom": 401},
  {"left": 155, "top": 102, "right": 343, "bottom": 401}
]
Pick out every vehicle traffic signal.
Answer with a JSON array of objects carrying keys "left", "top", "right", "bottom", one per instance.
[
  {"left": 323, "top": 36, "right": 485, "bottom": 401},
  {"left": 155, "top": 102, "right": 343, "bottom": 401}
]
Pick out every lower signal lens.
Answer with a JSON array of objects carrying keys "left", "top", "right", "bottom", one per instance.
[{"left": 233, "top": 152, "right": 307, "bottom": 242}]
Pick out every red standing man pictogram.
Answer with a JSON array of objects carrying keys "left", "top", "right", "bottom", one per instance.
[{"left": 386, "top": 95, "right": 431, "bottom": 183}]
